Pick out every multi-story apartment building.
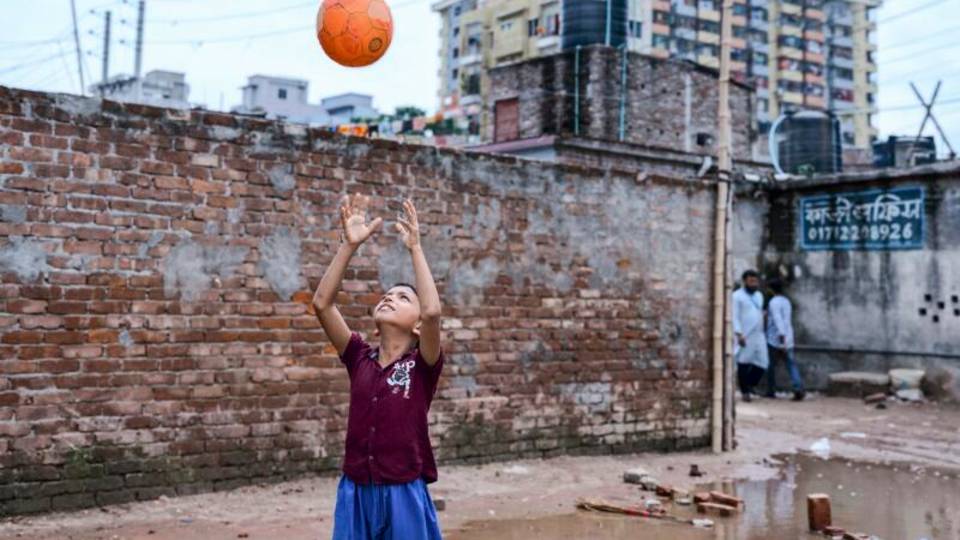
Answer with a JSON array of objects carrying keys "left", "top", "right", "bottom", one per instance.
[{"left": 432, "top": 0, "right": 879, "bottom": 152}]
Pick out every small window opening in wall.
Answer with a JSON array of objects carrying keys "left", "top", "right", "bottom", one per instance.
[
  {"left": 932, "top": 315, "right": 940, "bottom": 323},
  {"left": 924, "top": 294, "right": 933, "bottom": 302},
  {"left": 919, "top": 308, "right": 927, "bottom": 316},
  {"left": 952, "top": 295, "right": 959, "bottom": 303},
  {"left": 954, "top": 308, "right": 960, "bottom": 317},
  {"left": 938, "top": 301, "right": 946, "bottom": 309}
]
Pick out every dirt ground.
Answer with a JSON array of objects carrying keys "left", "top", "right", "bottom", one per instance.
[{"left": 4, "top": 395, "right": 960, "bottom": 540}]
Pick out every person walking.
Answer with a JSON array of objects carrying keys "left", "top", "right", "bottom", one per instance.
[
  {"left": 732, "top": 270, "right": 768, "bottom": 402},
  {"left": 765, "top": 278, "right": 805, "bottom": 401}
]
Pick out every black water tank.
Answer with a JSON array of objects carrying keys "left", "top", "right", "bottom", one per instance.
[
  {"left": 777, "top": 111, "right": 842, "bottom": 174},
  {"left": 562, "top": 0, "right": 628, "bottom": 50}
]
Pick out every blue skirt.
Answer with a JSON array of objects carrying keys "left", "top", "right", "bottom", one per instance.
[{"left": 332, "top": 476, "right": 442, "bottom": 540}]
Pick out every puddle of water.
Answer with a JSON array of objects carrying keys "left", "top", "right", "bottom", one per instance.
[{"left": 448, "top": 454, "right": 960, "bottom": 540}]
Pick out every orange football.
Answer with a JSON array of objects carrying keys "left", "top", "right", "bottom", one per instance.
[{"left": 317, "top": 0, "right": 393, "bottom": 68}]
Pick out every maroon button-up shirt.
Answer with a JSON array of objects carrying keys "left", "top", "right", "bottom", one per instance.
[{"left": 340, "top": 333, "right": 444, "bottom": 485}]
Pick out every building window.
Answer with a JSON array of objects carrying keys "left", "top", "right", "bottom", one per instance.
[
  {"left": 500, "top": 20, "right": 514, "bottom": 31},
  {"left": 699, "top": 20, "right": 720, "bottom": 34},
  {"left": 832, "top": 66, "right": 853, "bottom": 80},
  {"left": 698, "top": 0, "right": 715, "bottom": 10},
  {"left": 653, "top": 34, "right": 670, "bottom": 49},
  {"left": 751, "top": 7, "right": 768, "bottom": 22},
  {"left": 832, "top": 88, "right": 853, "bottom": 101},
  {"left": 528, "top": 18, "right": 539, "bottom": 36},
  {"left": 628, "top": 20, "right": 642, "bottom": 38},
  {"left": 453, "top": 27, "right": 460, "bottom": 37},
  {"left": 697, "top": 43, "right": 718, "bottom": 57},
  {"left": 453, "top": 47, "right": 459, "bottom": 58},
  {"left": 753, "top": 51, "right": 768, "bottom": 64},
  {"left": 453, "top": 6, "right": 460, "bottom": 16},
  {"left": 653, "top": 10, "right": 671, "bottom": 24},
  {"left": 867, "top": 92, "right": 875, "bottom": 104},
  {"left": 278, "top": 88, "right": 287, "bottom": 100},
  {"left": 545, "top": 13, "right": 560, "bottom": 35},
  {"left": 758, "top": 98, "right": 769, "bottom": 112},
  {"left": 733, "top": 3, "right": 748, "bottom": 16}
]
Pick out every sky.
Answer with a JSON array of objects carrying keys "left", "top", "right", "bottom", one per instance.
[{"left": 0, "top": 0, "right": 958, "bottom": 156}]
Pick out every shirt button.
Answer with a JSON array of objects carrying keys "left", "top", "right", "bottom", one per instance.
[
  {"left": 370, "top": 426, "right": 375, "bottom": 433},
  {"left": 368, "top": 455, "right": 374, "bottom": 461},
  {"left": 372, "top": 396, "right": 378, "bottom": 403}
]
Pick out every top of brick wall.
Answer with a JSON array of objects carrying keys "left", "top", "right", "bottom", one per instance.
[
  {"left": 771, "top": 160, "right": 960, "bottom": 191},
  {"left": 0, "top": 85, "right": 707, "bottom": 188}
]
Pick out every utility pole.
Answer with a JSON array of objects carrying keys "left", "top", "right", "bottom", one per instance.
[
  {"left": 712, "top": 0, "right": 735, "bottom": 454},
  {"left": 69, "top": 0, "right": 85, "bottom": 95},
  {"left": 101, "top": 11, "right": 112, "bottom": 95},
  {"left": 134, "top": 0, "right": 146, "bottom": 101}
]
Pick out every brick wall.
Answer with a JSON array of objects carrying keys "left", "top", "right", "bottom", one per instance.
[
  {"left": 0, "top": 86, "right": 720, "bottom": 515},
  {"left": 486, "top": 45, "right": 755, "bottom": 160}
]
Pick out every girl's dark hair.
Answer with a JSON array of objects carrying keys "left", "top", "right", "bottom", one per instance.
[{"left": 390, "top": 282, "right": 418, "bottom": 296}]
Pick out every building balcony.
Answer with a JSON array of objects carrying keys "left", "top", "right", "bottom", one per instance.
[
  {"left": 653, "top": 23, "right": 671, "bottom": 35},
  {"left": 537, "top": 35, "right": 560, "bottom": 49},
  {"left": 781, "top": 2, "right": 801, "bottom": 15},
  {"left": 731, "top": 37, "right": 747, "bottom": 48},
  {"left": 460, "top": 93, "right": 482, "bottom": 107},
  {"left": 698, "top": 54, "right": 720, "bottom": 68},
  {"left": 828, "top": 35, "right": 854, "bottom": 48},
  {"left": 650, "top": 47, "right": 670, "bottom": 59},
  {"left": 654, "top": 0, "right": 671, "bottom": 11},
  {"left": 828, "top": 55, "right": 854, "bottom": 69},
  {"left": 831, "top": 77, "right": 854, "bottom": 89},
  {"left": 752, "top": 64, "right": 769, "bottom": 76},
  {"left": 698, "top": 31, "right": 720, "bottom": 44},
  {"left": 751, "top": 41, "right": 769, "bottom": 53},
  {"left": 779, "top": 47, "right": 804, "bottom": 60},
  {"left": 699, "top": 8, "right": 721, "bottom": 22},
  {"left": 807, "top": 31, "right": 825, "bottom": 42},
  {"left": 806, "top": 96, "right": 826, "bottom": 109},
  {"left": 780, "top": 25, "right": 803, "bottom": 38},
  {"left": 673, "top": 2, "right": 697, "bottom": 17},
  {"left": 780, "top": 91, "right": 805, "bottom": 104},
  {"left": 749, "top": 18, "right": 769, "bottom": 32},
  {"left": 779, "top": 70, "right": 804, "bottom": 82},
  {"left": 732, "top": 15, "right": 747, "bottom": 26},
  {"left": 459, "top": 53, "right": 482, "bottom": 66},
  {"left": 806, "top": 73, "right": 825, "bottom": 85},
  {"left": 806, "top": 52, "right": 825, "bottom": 63},
  {"left": 675, "top": 27, "right": 697, "bottom": 41}
]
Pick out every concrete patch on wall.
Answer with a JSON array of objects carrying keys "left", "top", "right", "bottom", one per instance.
[
  {"left": 227, "top": 201, "right": 245, "bottom": 225},
  {"left": 267, "top": 163, "right": 295, "bottom": 194},
  {"left": 137, "top": 231, "right": 165, "bottom": 258},
  {"left": 258, "top": 227, "right": 304, "bottom": 302},
  {"left": 0, "top": 204, "right": 27, "bottom": 223},
  {"left": 0, "top": 237, "right": 49, "bottom": 281},
  {"left": 446, "top": 257, "right": 499, "bottom": 306},
  {"left": 162, "top": 240, "right": 248, "bottom": 301},
  {"left": 557, "top": 382, "right": 613, "bottom": 413}
]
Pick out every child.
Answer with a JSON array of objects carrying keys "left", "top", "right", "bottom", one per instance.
[{"left": 312, "top": 194, "right": 444, "bottom": 540}]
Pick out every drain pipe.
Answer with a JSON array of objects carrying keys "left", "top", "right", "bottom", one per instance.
[
  {"left": 574, "top": 45, "right": 581, "bottom": 136},
  {"left": 618, "top": 44, "right": 628, "bottom": 142}
]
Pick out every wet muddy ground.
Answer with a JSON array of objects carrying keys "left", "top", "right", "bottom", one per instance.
[
  {"left": 448, "top": 454, "right": 960, "bottom": 539},
  {"left": 4, "top": 397, "right": 960, "bottom": 539}
]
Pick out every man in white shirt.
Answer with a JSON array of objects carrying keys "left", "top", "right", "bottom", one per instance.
[
  {"left": 732, "top": 270, "right": 769, "bottom": 402},
  {"left": 765, "top": 278, "right": 805, "bottom": 401}
]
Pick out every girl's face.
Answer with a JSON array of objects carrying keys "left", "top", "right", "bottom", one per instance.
[{"left": 374, "top": 285, "right": 421, "bottom": 331}]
